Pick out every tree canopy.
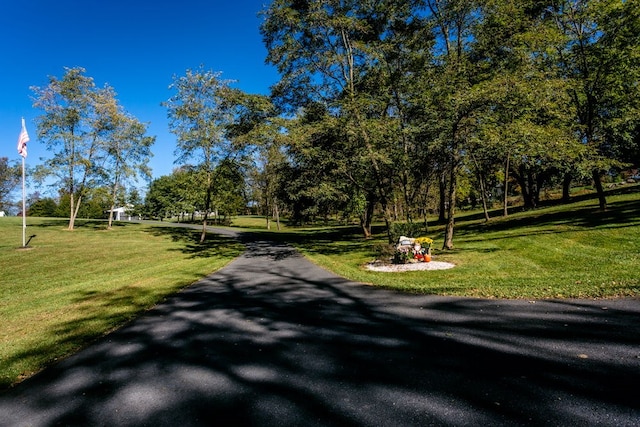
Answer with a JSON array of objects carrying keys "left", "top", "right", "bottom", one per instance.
[
  {"left": 22, "top": 2, "right": 639, "bottom": 250},
  {"left": 31, "top": 67, "right": 154, "bottom": 230}
]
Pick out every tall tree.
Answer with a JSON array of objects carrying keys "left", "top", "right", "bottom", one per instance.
[
  {"left": 164, "top": 66, "right": 238, "bottom": 242},
  {"left": 32, "top": 67, "right": 102, "bottom": 229},
  {"left": 424, "top": 0, "right": 485, "bottom": 249},
  {"left": 473, "top": 0, "right": 582, "bottom": 212},
  {"left": 549, "top": 0, "right": 640, "bottom": 210},
  {"left": 223, "top": 91, "right": 288, "bottom": 230},
  {"left": 97, "top": 94, "right": 155, "bottom": 229},
  {"left": 262, "top": 0, "right": 426, "bottom": 239},
  {"left": 31, "top": 67, "right": 149, "bottom": 229}
]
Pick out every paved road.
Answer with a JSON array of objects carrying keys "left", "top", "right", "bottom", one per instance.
[{"left": 1, "top": 231, "right": 639, "bottom": 426}]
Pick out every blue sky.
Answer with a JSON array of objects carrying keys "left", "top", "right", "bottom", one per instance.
[{"left": 0, "top": 0, "right": 279, "bottom": 195}]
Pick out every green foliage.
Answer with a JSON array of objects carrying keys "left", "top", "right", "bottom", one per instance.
[
  {"left": 164, "top": 66, "right": 250, "bottom": 240},
  {"left": 211, "top": 159, "right": 248, "bottom": 217},
  {"left": 548, "top": 0, "right": 640, "bottom": 208},
  {"left": 259, "top": 0, "right": 640, "bottom": 247},
  {"left": 27, "top": 197, "right": 58, "bottom": 217},
  {"left": 0, "top": 157, "right": 21, "bottom": 211},
  {"left": 0, "top": 218, "right": 244, "bottom": 389},
  {"left": 31, "top": 67, "right": 154, "bottom": 229},
  {"left": 389, "top": 221, "right": 426, "bottom": 241}
]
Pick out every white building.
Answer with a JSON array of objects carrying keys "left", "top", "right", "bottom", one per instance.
[{"left": 107, "top": 205, "right": 133, "bottom": 221}]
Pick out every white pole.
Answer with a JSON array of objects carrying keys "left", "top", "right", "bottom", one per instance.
[{"left": 21, "top": 156, "right": 26, "bottom": 247}]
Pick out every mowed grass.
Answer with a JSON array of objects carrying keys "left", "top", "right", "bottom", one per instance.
[
  {"left": 282, "top": 188, "right": 640, "bottom": 299},
  {"left": 0, "top": 219, "right": 244, "bottom": 389},
  {"left": 1, "top": 188, "right": 638, "bottom": 389}
]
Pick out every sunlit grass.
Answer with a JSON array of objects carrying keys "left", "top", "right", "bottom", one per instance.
[
  {"left": 1, "top": 187, "right": 638, "bottom": 389},
  {"left": 0, "top": 218, "right": 244, "bottom": 389},
  {"left": 285, "top": 189, "right": 640, "bottom": 299}
]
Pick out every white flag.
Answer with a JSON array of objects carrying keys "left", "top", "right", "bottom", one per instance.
[{"left": 17, "top": 118, "right": 29, "bottom": 158}]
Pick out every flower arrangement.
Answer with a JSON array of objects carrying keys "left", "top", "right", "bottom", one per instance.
[
  {"left": 414, "top": 237, "right": 434, "bottom": 248},
  {"left": 393, "top": 236, "right": 433, "bottom": 264}
]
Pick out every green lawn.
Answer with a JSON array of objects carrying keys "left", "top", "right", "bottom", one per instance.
[
  {"left": 1, "top": 187, "right": 638, "bottom": 389},
  {"left": 0, "top": 219, "right": 244, "bottom": 389},
  {"left": 272, "top": 187, "right": 640, "bottom": 299}
]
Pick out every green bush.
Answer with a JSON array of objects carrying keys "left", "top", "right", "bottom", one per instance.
[{"left": 390, "top": 222, "right": 425, "bottom": 242}]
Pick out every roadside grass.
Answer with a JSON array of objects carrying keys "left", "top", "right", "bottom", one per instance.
[
  {"left": 1, "top": 187, "right": 637, "bottom": 389},
  {"left": 272, "top": 188, "right": 640, "bottom": 299},
  {"left": 0, "top": 218, "right": 244, "bottom": 390}
]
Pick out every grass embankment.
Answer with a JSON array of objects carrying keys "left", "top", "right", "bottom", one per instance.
[
  {"left": 273, "top": 188, "right": 640, "bottom": 299},
  {"left": 0, "top": 219, "right": 244, "bottom": 390}
]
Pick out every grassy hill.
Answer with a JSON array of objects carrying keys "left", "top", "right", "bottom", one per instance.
[{"left": 281, "top": 186, "right": 640, "bottom": 299}]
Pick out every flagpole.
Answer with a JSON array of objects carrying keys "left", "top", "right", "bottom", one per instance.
[
  {"left": 21, "top": 155, "right": 26, "bottom": 247},
  {"left": 18, "top": 117, "right": 29, "bottom": 248}
]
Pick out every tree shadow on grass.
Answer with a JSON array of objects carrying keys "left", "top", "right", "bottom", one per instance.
[
  {"left": 1, "top": 243, "right": 639, "bottom": 426},
  {"left": 144, "top": 225, "right": 245, "bottom": 259},
  {"left": 252, "top": 226, "right": 382, "bottom": 259},
  {"left": 457, "top": 196, "right": 640, "bottom": 240}
]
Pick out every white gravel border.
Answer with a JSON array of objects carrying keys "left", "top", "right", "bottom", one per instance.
[{"left": 366, "top": 260, "right": 456, "bottom": 272}]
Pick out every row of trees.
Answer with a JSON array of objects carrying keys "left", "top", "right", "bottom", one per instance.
[
  {"left": 257, "top": 0, "right": 640, "bottom": 248},
  {"left": 19, "top": 1, "right": 639, "bottom": 251},
  {"left": 26, "top": 188, "right": 144, "bottom": 220},
  {"left": 148, "top": 0, "right": 639, "bottom": 249}
]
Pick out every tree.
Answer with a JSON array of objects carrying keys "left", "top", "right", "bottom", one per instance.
[
  {"left": 164, "top": 66, "right": 239, "bottom": 242},
  {"left": 262, "top": 0, "right": 426, "bottom": 239},
  {"left": 97, "top": 93, "right": 154, "bottom": 229},
  {"left": 126, "top": 188, "right": 145, "bottom": 219},
  {"left": 27, "top": 196, "right": 58, "bottom": 217},
  {"left": 0, "top": 157, "right": 21, "bottom": 212},
  {"left": 31, "top": 67, "right": 150, "bottom": 228},
  {"left": 549, "top": 0, "right": 640, "bottom": 210},
  {"left": 424, "top": 0, "right": 486, "bottom": 249},
  {"left": 223, "top": 92, "right": 288, "bottom": 230},
  {"left": 210, "top": 158, "right": 248, "bottom": 223},
  {"left": 32, "top": 67, "right": 103, "bottom": 229},
  {"left": 144, "top": 173, "right": 184, "bottom": 220}
]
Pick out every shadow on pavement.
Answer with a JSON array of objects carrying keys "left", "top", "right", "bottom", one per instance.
[{"left": 1, "top": 239, "right": 639, "bottom": 426}]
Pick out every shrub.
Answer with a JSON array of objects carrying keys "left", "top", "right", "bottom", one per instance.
[{"left": 390, "top": 222, "right": 425, "bottom": 242}]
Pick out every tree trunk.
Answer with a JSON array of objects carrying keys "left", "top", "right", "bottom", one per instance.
[
  {"left": 274, "top": 203, "right": 281, "bottom": 231},
  {"left": 201, "top": 212, "right": 209, "bottom": 243},
  {"left": 200, "top": 176, "right": 213, "bottom": 243},
  {"left": 443, "top": 159, "right": 458, "bottom": 250},
  {"left": 592, "top": 169, "right": 607, "bottom": 210},
  {"left": 438, "top": 170, "right": 447, "bottom": 222},
  {"left": 471, "top": 153, "right": 490, "bottom": 222},
  {"left": 108, "top": 178, "right": 119, "bottom": 229},
  {"left": 514, "top": 166, "right": 535, "bottom": 209},
  {"left": 360, "top": 198, "right": 374, "bottom": 239},
  {"left": 562, "top": 172, "right": 572, "bottom": 203},
  {"left": 70, "top": 193, "right": 83, "bottom": 230},
  {"left": 108, "top": 204, "right": 115, "bottom": 229},
  {"left": 480, "top": 183, "right": 490, "bottom": 222},
  {"left": 528, "top": 170, "right": 538, "bottom": 208},
  {"left": 423, "top": 211, "right": 429, "bottom": 233},
  {"left": 68, "top": 193, "right": 76, "bottom": 230},
  {"left": 503, "top": 151, "right": 510, "bottom": 217},
  {"left": 443, "top": 179, "right": 456, "bottom": 249}
]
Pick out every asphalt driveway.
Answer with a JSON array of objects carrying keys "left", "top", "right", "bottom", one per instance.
[{"left": 1, "top": 232, "right": 639, "bottom": 426}]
